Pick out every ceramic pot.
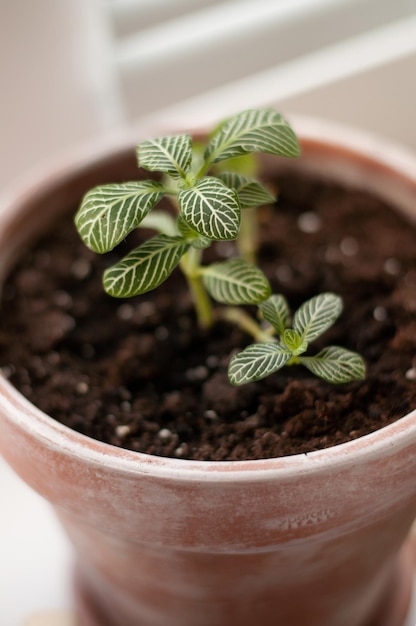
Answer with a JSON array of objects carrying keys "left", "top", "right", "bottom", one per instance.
[{"left": 0, "top": 118, "right": 416, "bottom": 626}]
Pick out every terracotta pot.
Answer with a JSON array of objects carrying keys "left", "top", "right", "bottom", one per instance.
[{"left": 0, "top": 118, "right": 416, "bottom": 626}]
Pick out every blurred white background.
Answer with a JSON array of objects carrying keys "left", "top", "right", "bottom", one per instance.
[
  {"left": 1, "top": 1, "right": 416, "bottom": 624},
  {"left": 1, "top": 0, "right": 416, "bottom": 191}
]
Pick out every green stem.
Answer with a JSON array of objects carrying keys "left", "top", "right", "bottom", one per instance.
[
  {"left": 180, "top": 247, "right": 214, "bottom": 329},
  {"left": 238, "top": 208, "right": 258, "bottom": 264},
  {"left": 196, "top": 162, "right": 210, "bottom": 179},
  {"left": 220, "top": 307, "right": 275, "bottom": 343}
]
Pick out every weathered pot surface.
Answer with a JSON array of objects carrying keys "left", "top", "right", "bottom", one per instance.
[{"left": 0, "top": 117, "right": 416, "bottom": 626}]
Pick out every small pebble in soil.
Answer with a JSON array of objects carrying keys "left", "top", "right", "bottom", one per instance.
[
  {"left": 1, "top": 364, "right": 14, "bottom": 378},
  {"left": 115, "top": 424, "right": 131, "bottom": 438},
  {"left": 155, "top": 326, "right": 169, "bottom": 340},
  {"left": 405, "top": 368, "right": 416, "bottom": 381},
  {"left": 75, "top": 381, "right": 89, "bottom": 395},
  {"left": 46, "top": 351, "right": 60, "bottom": 365},
  {"left": 56, "top": 312, "right": 75, "bottom": 332},
  {"left": 119, "top": 387, "right": 132, "bottom": 401},
  {"left": 373, "top": 306, "right": 388, "bottom": 322},
  {"left": 117, "top": 304, "right": 135, "bottom": 320},
  {"left": 204, "top": 409, "right": 219, "bottom": 421},
  {"left": 158, "top": 428, "right": 172, "bottom": 441},
  {"left": 297, "top": 212, "right": 321, "bottom": 233},
  {"left": 216, "top": 242, "right": 237, "bottom": 258},
  {"left": 340, "top": 237, "right": 359, "bottom": 256},
  {"left": 174, "top": 444, "right": 189, "bottom": 458},
  {"left": 121, "top": 401, "right": 131, "bottom": 412},
  {"left": 52, "top": 290, "right": 73, "bottom": 308},
  {"left": 137, "top": 301, "right": 156, "bottom": 317},
  {"left": 71, "top": 258, "right": 92, "bottom": 279},
  {"left": 324, "top": 245, "right": 341, "bottom": 264},
  {"left": 275, "top": 264, "right": 293, "bottom": 283},
  {"left": 384, "top": 257, "right": 401, "bottom": 276},
  {"left": 186, "top": 366, "right": 209, "bottom": 381},
  {"left": 242, "top": 414, "right": 260, "bottom": 429},
  {"left": 206, "top": 355, "right": 219, "bottom": 368}
]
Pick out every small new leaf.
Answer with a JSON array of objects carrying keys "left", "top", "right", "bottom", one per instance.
[
  {"left": 229, "top": 343, "right": 291, "bottom": 385},
  {"left": 204, "top": 109, "right": 301, "bottom": 165},
  {"left": 75, "top": 181, "right": 164, "bottom": 253},
  {"left": 137, "top": 135, "right": 193, "bottom": 178},
  {"left": 103, "top": 235, "right": 189, "bottom": 297},
  {"left": 178, "top": 177, "right": 241, "bottom": 240},
  {"left": 259, "top": 294, "right": 291, "bottom": 335},
  {"left": 300, "top": 346, "right": 366, "bottom": 384},
  {"left": 282, "top": 329, "right": 308, "bottom": 355},
  {"left": 202, "top": 258, "right": 271, "bottom": 305},
  {"left": 218, "top": 172, "right": 275, "bottom": 208},
  {"left": 293, "top": 293, "right": 343, "bottom": 343}
]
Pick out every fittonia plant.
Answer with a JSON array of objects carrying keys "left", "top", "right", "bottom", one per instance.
[
  {"left": 75, "top": 109, "right": 365, "bottom": 386},
  {"left": 228, "top": 293, "right": 365, "bottom": 385}
]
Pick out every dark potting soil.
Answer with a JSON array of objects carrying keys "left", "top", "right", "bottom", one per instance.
[{"left": 0, "top": 173, "right": 415, "bottom": 461}]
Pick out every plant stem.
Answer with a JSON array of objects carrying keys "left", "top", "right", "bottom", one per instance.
[
  {"left": 220, "top": 307, "right": 275, "bottom": 343},
  {"left": 238, "top": 208, "right": 258, "bottom": 264},
  {"left": 180, "top": 247, "right": 214, "bottom": 328},
  {"left": 196, "top": 158, "right": 212, "bottom": 179}
]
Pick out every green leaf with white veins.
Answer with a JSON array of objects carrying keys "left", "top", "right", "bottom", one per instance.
[
  {"left": 178, "top": 177, "right": 241, "bottom": 240},
  {"left": 204, "top": 109, "right": 301, "bottom": 165},
  {"left": 177, "top": 216, "right": 211, "bottom": 249},
  {"left": 103, "top": 235, "right": 189, "bottom": 298},
  {"left": 75, "top": 181, "right": 164, "bottom": 253},
  {"left": 202, "top": 258, "right": 271, "bottom": 305},
  {"left": 259, "top": 294, "right": 291, "bottom": 335},
  {"left": 282, "top": 329, "right": 308, "bottom": 355},
  {"left": 300, "top": 346, "right": 366, "bottom": 384},
  {"left": 137, "top": 135, "right": 192, "bottom": 178},
  {"left": 293, "top": 293, "right": 343, "bottom": 343},
  {"left": 218, "top": 172, "right": 275, "bottom": 208},
  {"left": 228, "top": 343, "right": 291, "bottom": 386}
]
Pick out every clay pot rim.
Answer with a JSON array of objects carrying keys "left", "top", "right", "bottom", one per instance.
[
  {"left": 1, "top": 115, "right": 416, "bottom": 480},
  {"left": 1, "top": 374, "right": 416, "bottom": 479}
]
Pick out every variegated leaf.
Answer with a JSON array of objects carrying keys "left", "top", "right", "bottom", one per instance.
[
  {"left": 75, "top": 181, "right": 164, "bottom": 253},
  {"left": 293, "top": 293, "right": 343, "bottom": 343},
  {"left": 204, "top": 109, "right": 300, "bottom": 165},
  {"left": 137, "top": 134, "right": 192, "bottom": 178},
  {"left": 177, "top": 216, "right": 211, "bottom": 249},
  {"left": 178, "top": 177, "right": 240, "bottom": 240},
  {"left": 228, "top": 343, "right": 291, "bottom": 385},
  {"left": 202, "top": 258, "right": 271, "bottom": 305},
  {"left": 218, "top": 172, "right": 275, "bottom": 208},
  {"left": 282, "top": 329, "right": 308, "bottom": 355},
  {"left": 103, "top": 235, "right": 189, "bottom": 297},
  {"left": 259, "top": 294, "right": 291, "bottom": 335},
  {"left": 300, "top": 346, "right": 366, "bottom": 384}
]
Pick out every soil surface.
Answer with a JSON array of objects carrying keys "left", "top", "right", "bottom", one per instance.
[{"left": 1, "top": 173, "right": 415, "bottom": 461}]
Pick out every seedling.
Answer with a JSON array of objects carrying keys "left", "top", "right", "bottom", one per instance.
[
  {"left": 75, "top": 109, "right": 365, "bottom": 385},
  {"left": 228, "top": 293, "right": 365, "bottom": 385}
]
